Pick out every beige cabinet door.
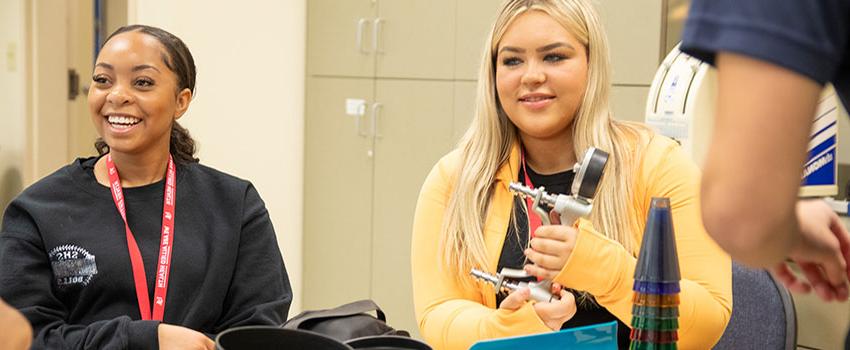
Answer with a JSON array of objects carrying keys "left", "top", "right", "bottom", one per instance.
[
  {"left": 370, "top": 80, "right": 456, "bottom": 336},
  {"left": 595, "top": 0, "right": 663, "bottom": 85},
  {"left": 303, "top": 77, "right": 376, "bottom": 310},
  {"left": 307, "top": 0, "right": 377, "bottom": 78},
  {"left": 68, "top": 0, "right": 97, "bottom": 159},
  {"left": 29, "top": 0, "right": 70, "bottom": 178},
  {"left": 454, "top": 0, "right": 502, "bottom": 81},
  {"left": 375, "top": 0, "right": 456, "bottom": 80}
]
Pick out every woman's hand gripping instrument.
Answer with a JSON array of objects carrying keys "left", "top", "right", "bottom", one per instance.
[{"left": 469, "top": 147, "right": 610, "bottom": 303}]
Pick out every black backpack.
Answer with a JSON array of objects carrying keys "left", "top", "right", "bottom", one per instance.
[
  {"left": 216, "top": 300, "right": 431, "bottom": 350},
  {"left": 282, "top": 299, "right": 410, "bottom": 342}
]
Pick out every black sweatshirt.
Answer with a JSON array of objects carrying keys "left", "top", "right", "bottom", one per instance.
[{"left": 0, "top": 156, "right": 292, "bottom": 349}]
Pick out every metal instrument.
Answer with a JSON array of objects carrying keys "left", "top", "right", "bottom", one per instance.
[
  {"left": 470, "top": 268, "right": 558, "bottom": 303},
  {"left": 509, "top": 147, "right": 609, "bottom": 226},
  {"left": 472, "top": 147, "right": 610, "bottom": 303}
]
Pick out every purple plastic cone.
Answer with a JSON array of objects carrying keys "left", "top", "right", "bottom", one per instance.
[{"left": 634, "top": 198, "right": 681, "bottom": 283}]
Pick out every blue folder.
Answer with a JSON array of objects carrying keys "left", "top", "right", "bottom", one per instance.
[{"left": 469, "top": 321, "right": 618, "bottom": 350}]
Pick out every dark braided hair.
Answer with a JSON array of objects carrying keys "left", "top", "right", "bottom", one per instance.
[{"left": 94, "top": 24, "right": 199, "bottom": 164}]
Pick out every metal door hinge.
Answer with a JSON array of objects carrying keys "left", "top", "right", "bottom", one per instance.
[{"left": 68, "top": 69, "right": 80, "bottom": 100}]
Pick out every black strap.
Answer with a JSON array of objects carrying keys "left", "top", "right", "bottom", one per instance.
[{"left": 285, "top": 299, "right": 386, "bottom": 329}]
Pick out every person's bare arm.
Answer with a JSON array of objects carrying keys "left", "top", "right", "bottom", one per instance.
[
  {"left": 705, "top": 52, "right": 850, "bottom": 300},
  {"left": 704, "top": 52, "right": 820, "bottom": 265}
]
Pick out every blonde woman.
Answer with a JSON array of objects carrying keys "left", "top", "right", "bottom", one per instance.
[{"left": 410, "top": 1, "right": 732, "bottom": 349}]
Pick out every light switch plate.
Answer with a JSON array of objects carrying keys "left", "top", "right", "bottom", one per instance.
[{"left": 345, "top": 98, "right": 366, "bottom": 116}]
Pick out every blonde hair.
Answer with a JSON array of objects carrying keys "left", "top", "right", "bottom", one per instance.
[{"left": 441, "top": 0, "right": 651, "bottom": 288}]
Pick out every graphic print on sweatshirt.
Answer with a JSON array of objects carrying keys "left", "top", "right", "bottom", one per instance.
[{"left": 49, "top": 244, "right": 98, "bottom": 287}]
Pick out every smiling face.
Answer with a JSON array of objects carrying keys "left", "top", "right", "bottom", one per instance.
[
  {"left": 88, "top": 30, "right": 191, "bottom": 159},
  {"left": 495, "top": 10, "right": 588, "bottom": 143}
]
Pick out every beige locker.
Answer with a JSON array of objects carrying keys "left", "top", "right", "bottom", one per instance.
[
  {"left": 303, "top": 76, "right": 376, "bottom": 310},
  {"left": 376, "top": 0, "right": 456, "bottom": 79},
  {"left": 303, "top": 78, "right": 457, "bottom": 335},
  {"left": 370, "top": 80, "right": 456, "bottom": 337},
  {"left": 305, "top": 2, "right": 463, "bottom": 329},
  {"left": 454, "top": 0, "right": 502, "bottom": 80},
  {"left": 307, "top": 0, "right": 377, "bottom": 77},
  {"left": 308, "top": 0, "right": 458, "bottom": 80}
]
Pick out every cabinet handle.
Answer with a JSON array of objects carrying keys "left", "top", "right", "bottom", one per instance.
[
  {"left": 371, "top": 102, "right": 383, "bottom": 138},
  {"left": 372, "top": 18, "right": 383, "bottom": 54},
  {"left": 355, "top": 18, "right": 370, "bottom": 54}
]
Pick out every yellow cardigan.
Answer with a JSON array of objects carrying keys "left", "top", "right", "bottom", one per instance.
[{"left": 411, "top": 135, "right": 732, "bottom": 350}]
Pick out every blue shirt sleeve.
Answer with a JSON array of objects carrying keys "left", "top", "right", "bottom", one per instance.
[{"left": 680, "top": 0, "right": 849, "bottom": 86}]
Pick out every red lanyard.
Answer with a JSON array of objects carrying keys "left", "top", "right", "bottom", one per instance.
[
  {"left": 520, "top": 150, "right": 543, "bottom": 239},
  {"left": 106, "top": 154, "right": 176, "bottom": 321}
]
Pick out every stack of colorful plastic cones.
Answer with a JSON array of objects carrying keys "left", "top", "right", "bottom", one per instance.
[{"left": 630, "top": 197, "right": 680, "bottom": 350}]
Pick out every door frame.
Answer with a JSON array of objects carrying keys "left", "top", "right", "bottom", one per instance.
[{"left": 23, "top": 0, "right": 70, "bottom": 184}]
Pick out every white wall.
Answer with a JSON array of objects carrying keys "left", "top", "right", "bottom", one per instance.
[
  {"left": 129, "top": 0, "right": 306, "bottom": 314},
  {"left": 0, "top": 0, "right": 26, "bottom": 211}
]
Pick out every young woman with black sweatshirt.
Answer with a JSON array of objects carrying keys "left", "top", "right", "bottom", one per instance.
[{"left": 0, "top": 25, "right": 292, "bottom": 350}]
